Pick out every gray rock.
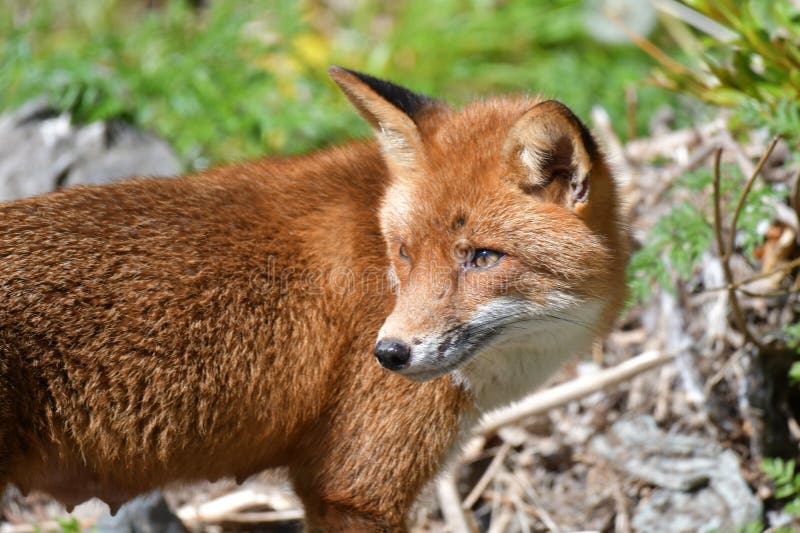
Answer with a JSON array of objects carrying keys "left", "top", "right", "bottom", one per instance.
[
  {"left": 95, "top": 492, "right": 187, "bottom": 533},
  {"left": 632, "top": 489, "right": 729, "bottom": 533},
  {"left": 0, "top": 100, "right": 181, "bottom": 202},
  {"left": 591, "top": 416, "right": 762, "bottom": 533}
]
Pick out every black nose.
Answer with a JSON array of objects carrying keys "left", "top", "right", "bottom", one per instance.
[{"left": 374, "top": 339, "right": 412, "bottom": 370}]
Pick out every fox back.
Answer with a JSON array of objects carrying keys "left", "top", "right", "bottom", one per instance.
[{"left": 0, "top": 68, "right": 627, "bottom": 531}]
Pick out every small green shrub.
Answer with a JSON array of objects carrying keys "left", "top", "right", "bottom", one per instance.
[
  {"left": 649, "top": 0, "right": 800, "bottom": 140},
  {"left": 627, "top": 165, "right": 786, "bottom": 306},
  {"left": 763, "top": 458, "right": 800, "bottom": 516},
  {"left": 627, "top": 199, "right": 714, "bottom": 304}
]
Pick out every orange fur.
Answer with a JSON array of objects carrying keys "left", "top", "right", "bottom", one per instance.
[{"left": 0, "top": 68, "right": 627, "bottom": 531}]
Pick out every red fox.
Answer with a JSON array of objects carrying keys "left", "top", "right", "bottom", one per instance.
[{"left": 0, "top": 67, "right": 627, "bottom": 531}]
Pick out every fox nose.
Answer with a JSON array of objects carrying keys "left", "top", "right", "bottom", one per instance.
[{"left": 374, "top": 339, "right": 412, "bottom": 370}]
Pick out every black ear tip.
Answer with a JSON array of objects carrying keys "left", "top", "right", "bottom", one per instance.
[{"left": 327, "top": 66, "right": 435, "bottom": 122}]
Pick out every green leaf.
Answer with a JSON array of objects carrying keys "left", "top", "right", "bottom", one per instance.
[
  {"left": 654, "top": 0, "right": 800, "bottom": 141},
  {"left": 784, "top": 498, "right": 800, "bottom": 516}
]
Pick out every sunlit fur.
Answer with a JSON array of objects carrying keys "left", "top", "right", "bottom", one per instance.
[
  {"left": 375, "top": 97, "right": 628, "bottom": 412},
  {"left": 0, "top": 69, "right": 627, "bottom": 531}
]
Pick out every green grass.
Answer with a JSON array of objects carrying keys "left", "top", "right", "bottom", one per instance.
[{"left": 0, "top": 0, "right": 681, "bottom": 169}]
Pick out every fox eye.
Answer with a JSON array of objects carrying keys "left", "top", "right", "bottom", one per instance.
[
  {"left": 399, "top": 245, "right": 410, "bottom": 262},
  {"left": 472, "top": 249, "right": 503, "bottom": 269}
]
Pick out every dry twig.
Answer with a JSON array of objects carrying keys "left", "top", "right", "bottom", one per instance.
[
  {"left": 703, "top": 256, "right": 800, "bottom": 294},
  {"left": 462, "top": 442, "right": 513, "bottom": 510},
  {"left": 478, "top": 351, "right": 674, "bottom": 436},
  {"left": 624, "top": 119, "right": 726, "bottom": 162},
  {"left": 726, "top": 136, "right": 781, "bottom": 261},
  {"left": 177, "top": 488, "right": 302, "bottom": 527},
  {"left": 436, "top": 471, "right": 478, "bottom": 533},
  {"left": 711, "top": 144, "right": 773, "bottom": 351}
]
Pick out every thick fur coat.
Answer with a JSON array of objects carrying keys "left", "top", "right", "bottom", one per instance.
[{"left": 0, "top": 68, "right": 627, "bottom": 531}]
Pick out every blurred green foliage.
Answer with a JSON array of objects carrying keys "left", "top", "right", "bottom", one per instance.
[
  {"left": 650, "top": 0, "right": 800, "bottom": 140},
  {"left": 788, "top": 325, "right": 800, "bottom": 385},
  {"left": 55, "top": 517, "right": 82, "bottom": 533},
  {"left": 0, "top": 0, "right": 678, "bottom": 169}
]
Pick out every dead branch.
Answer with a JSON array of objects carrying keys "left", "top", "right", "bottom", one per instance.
[
  {"left": 435, "top": 471, "right": 478, "bottom": 533},
  {"left": 213, "top": 509, "right": 305, "bottom": 523},
  {"left": 711, "top": 147, "right": 766, "bottom": 350},
  {"left": 624, "top": 119, "right": 726, "bottom": 162},
  {"left": 462, "top": 442, "right": 513, "bottom": 510},
  {"left": 703, "top": 256, "right": 800, "bottom": 294},
  {"left": 477, "top": 351, "right": 674, "bottom": 436},
  {"left": 177, "top": 488, "right": 302, "bottom": 526},
  {"left": 725, "top": 136, "right": 781, "bottom": 260},
  {"left": 651, "top": 140, "right": 719, "bottom": 204}
]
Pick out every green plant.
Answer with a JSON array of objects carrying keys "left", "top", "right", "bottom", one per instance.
[
  {"left": 55, "top": 517, "right": 82, "bottom": 533},
  {"left": 736, "top": 520, "right": 765, "bottom": 533},
  {"left": 647, "top": 0, "right": 800, "bottom": 140},
  {"left": 0, "top": 0, "right": 681, "bottom": 169},
  {"left": 626, "top": 165, "right": 786, "bottom": 306},
  {"left": 786, "top": 324, "right": 800, "bottom": 386},
  {"left": 627, "top": 198, "right": 714, "bottom": 304},
  {"left": 763, "top": 458, "right": 800, "bottom": 516},
  {"left": 0, "top": 0, "right": 357, "bottom": 168}
]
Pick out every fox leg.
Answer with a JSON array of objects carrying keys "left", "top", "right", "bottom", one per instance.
[
  {"left": 300, "top": 497, "right": 407, "bottom": 533},
  {"left": 290, "top": 375, "right": 471, "bottom": 532},
  {"left": 291, "top": 456, "right": 412, "bottom": 533}
]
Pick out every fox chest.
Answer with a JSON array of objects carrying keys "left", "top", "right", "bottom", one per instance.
[{"left": 454, "top": 314, "right": 598, "bottom": 412}]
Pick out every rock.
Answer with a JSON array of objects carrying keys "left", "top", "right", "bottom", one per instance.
[
  {"left": 95, "top": 492, "right": 187, "bottom": 533},
  {"left": 632, "top": 489, "right": 731, "bottom": 533},
  {"left": 0, "top": 100, "right": 181, "bottom": 202},
  {"left": 591, "top": 416, "right": 762, "bottom": 533},
  {"left": 64, "top": 121, "right": 181, "bottom": 188}
]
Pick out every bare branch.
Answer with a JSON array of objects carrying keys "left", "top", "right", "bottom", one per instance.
[
  {"left": 725, "top": 135, "right": 780, "bottom": 262},
  {"left": 711, "top": 148, "right": 765, "bottom": 350},
  {"left": 436, "top": 471, "right": 478, "bottom": 533},
  {"left": 477, "top": 351, "right": 674, "bottom": 436},
  {"left": 462, "top": 442, "right": 513, "bottom": 510}
]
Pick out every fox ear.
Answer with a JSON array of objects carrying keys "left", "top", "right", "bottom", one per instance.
[
  {"left": 329, "top": 66, "right": 436, "bottom": 169},
  {"left": 503, "top": 100, "right": 599, "bottom": 208}
]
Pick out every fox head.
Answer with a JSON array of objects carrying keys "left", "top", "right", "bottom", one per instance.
[{"left": 330, "top": 67, "right": 628, "bottom": 398}]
